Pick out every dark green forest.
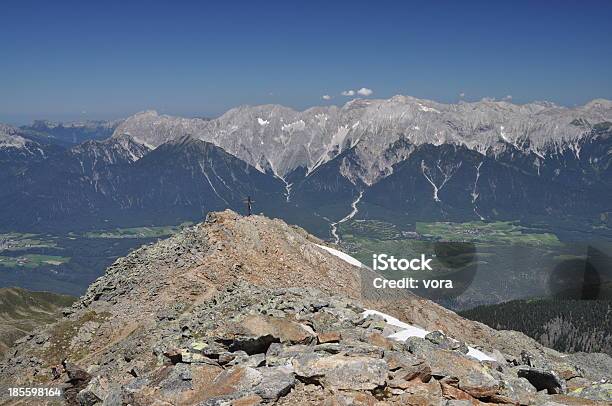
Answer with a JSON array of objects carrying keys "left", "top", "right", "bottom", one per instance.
[{"left": 460, "top": 299, "right": 612, "bottom": 355}]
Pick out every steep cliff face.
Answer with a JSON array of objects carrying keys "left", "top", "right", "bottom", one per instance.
[{"left": 1, "top": 211, "right": 610, "bottom": 405}]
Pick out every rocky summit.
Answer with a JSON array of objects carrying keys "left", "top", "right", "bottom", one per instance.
[{"left": 1, "top": 211, "right": 611, "bottom": 405}]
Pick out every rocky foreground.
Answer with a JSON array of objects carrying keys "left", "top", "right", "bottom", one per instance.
[{"left": 0, "top": 211, "right": 610, "bottom": 405}]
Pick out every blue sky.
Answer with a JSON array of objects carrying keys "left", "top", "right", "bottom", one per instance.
[{"left": 1, "top": 0, "right": 611, "bottom": 124}]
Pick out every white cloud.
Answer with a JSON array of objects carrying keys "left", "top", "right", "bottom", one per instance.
[
  {"left": 357, "top": 87, "right": 373, "bottom": 96},
  {"left": 322, "top": 95, "right": 332, "bottom": 100},
  {"left": 341, "top": 90, "right": 356, "bottom": 96},
  {"left": 459, "top": 92, "right": 465, "bottom": 98},
  {"left": 503, "top": 95, "right": 513, "bottom": 101}
]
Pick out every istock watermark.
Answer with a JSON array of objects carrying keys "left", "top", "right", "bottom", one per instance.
[
  {"left": 361, "top": 242, "right": 480, "bottom": 303},
  {"left": 371, "top": 253, "right": 453, "bottom": 289},
  {"left": 372, "top": 253, "right": 433, "bottom": 271}
]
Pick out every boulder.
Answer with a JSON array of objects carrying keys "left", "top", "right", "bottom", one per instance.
[
  {"left": 495, "top": 375, "right": 538, "bottom": 405},
  {"left": 317, "top": 331, "right": 341, "bottom": 344},
  {"left": 359, "top": 314, "right": 386, "bottom": 330},
  {"left": 517, "top": 367, "right": 566, "bottom": 394},
  {"left": 425, "top": 330, "right": 468, "bottom": 354},
  {"left": 241, "top": 315, "right": 316, "bottom": 345},
  {"left": 292, "top": 353, "right": 387, "bottom": 390},
  {"left": 227, "top": 353, "right": 266, "bottom": 368},
  {"left": 439, "top": 379, "right": 477, "bottom": 402},
  {"left": 318, "top": 341, "right": 385, "bottom": 358},
  {"left": 158, "top": 363, "right": 193, "bottom": 396},
  {"left": 221, "top": 315, "right": 316, "bottom": 355},
  {"left": 75, "top": 389, "right": 101, "bottom": 406},
  {"left": 265, "top": 343, "right": 313, "bottom": 367},
  {"left": 76, "top": 375, "right": 109, "bottom": 406},
  {"left": 410, "top": 346, "right": 500, "bottom": 400},
  {"left": 62, "top": 361, "right": 93, "bottom": 405},
  {"left": 181, "top": 349, "right": 218, "bottom": 364},
  {"left": 210, "top": 365, "right": 263, "bottom": 396},
  {"left": 232, "top": 395, "right": 263, "bottom": 406},
  {"left": 363, "top": 331, "right": 395, "bottom": 350},
  {"left": 394, "top": 379, "right": 443, "bottom": 405},
  {"left": 63, "top": 361, "right": 91, "bottom": 385},
  {"left": 252, "top": 366, "right": 295, "bottom": 400}
]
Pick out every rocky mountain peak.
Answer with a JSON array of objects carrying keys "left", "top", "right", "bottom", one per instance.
[
  {"left": 0, "top": 124, "right": 28, "bottom": 149},
  {"left": 110, "top": 96, "right": 612, "bottom": 185},
  {"left": 1, "top": 211, "right": 610, "bottom": 405}
]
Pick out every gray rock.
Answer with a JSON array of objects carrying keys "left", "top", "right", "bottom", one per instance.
[
  {"left": 381, "top": 323, "right": 405, "bottom": 338},
  {"left": 316, "top": 341, "right": 384, "bottom": 358},
  {"left": 253, "top": 366, "right": 295, "bottom": 400},
  {"left": 496, "top": 376, "right": 537, "bottom": 405},
  {"left": 517, "top": 367, "right": 566, "bottom": 394},
  {"left": 292, "top": 353, "right": 387, "bottom": 390},
  {"left": 385, "top": 352, "right": 431, "bottom": 383},
  {"left": 425, "top": 330, "right": 468, "bottom": 354},
  {"left": 567, "top": 352, "right": 612, "bottom": 382},
  {"left": 359, "top": 314, "right": 386, "bottom": 330},
  {"left": 76, "top": 375, "right": 110, "bottom": 405},
  {"left": 76, "top": 389, "right": 101, "bottom": 406},
  {"left": 122, "top": 377, "right": 149, "bottom": 394},
  {"left": 182, "top": 349, "right": 219, "bottom": 365},
  {"left": 569, "top": 383, "right": 612, "bottom": 402},
  {"left": 188, "top": 340, "right": 225, "bottom": 358},
  {"left": 228, "top": 353, "right": 266, "bottom": 368},
  {"left": 265, "top": 343, "right": 313, "bottom": 366},
  {"left": 403, "top": 336, "right": 438, "bottom": 355},
  {"left": 158, "top": 364, "right": 193, "bottom": 394},
  {"left": 209, "top": 365, "right": 263, "bottom": 399},
  {"left": 101, "top": 387, "right": 123, "bottom": 406}
]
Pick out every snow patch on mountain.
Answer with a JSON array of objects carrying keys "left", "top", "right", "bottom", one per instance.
[
  {"left": 362, "top": 309, "right": 496, "bottom": 362},
  {"left": 315, "top": 244, "right": 363, "bottom": 268},
  {"left": 281, "top": 120, "right": 306, "bottom": 133},
  {"left": 0, "top": 124, "right": 27, "bottom": 149}
]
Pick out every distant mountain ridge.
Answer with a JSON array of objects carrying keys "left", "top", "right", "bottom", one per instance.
[
  {"left": 112, "top": 96, "right": 612, "bottom": 184},
  {"left": 20, "top": 119, "right": 121, "bottom": 146},
  {"left": 0, "top": 96, "right": 611, "bottom": 238},
  {"left": 0, "top": 131, "right": 285, "bottom": 231}
]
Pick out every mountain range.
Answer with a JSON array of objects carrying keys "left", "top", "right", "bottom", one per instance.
[
  {"left": 20, "top": 120, "right": 120, "bottom": 146},
  {"left": 1, "top": 96, "right": 611, "bottom": 238}
]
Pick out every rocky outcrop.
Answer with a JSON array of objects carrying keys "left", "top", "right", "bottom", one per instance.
[{"left": 0, "top": 211, "right": 609, "bottom": 405}]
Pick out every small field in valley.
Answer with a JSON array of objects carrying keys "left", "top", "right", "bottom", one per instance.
[
  {"left": 338, "top": 219, "right": 593, "bottom": 310},
  {"left": 82, "top": 222, "right": 193, "bottom": 239}
]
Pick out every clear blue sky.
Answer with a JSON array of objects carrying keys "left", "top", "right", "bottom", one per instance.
[{"left": 2, "top": 0, "right": 611, "bottom": 124}]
